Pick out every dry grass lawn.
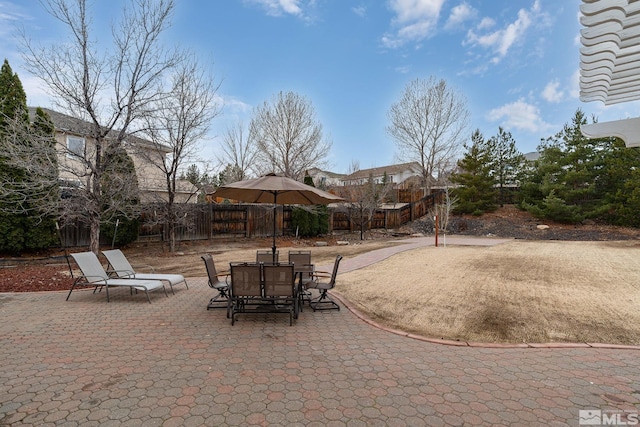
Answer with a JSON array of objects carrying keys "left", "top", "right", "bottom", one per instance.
[{"left": 335, "top": 240, "right": 640, "bottom": 345}]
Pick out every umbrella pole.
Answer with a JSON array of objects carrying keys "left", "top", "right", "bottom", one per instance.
[{"left": 272, "top": 193, "right": 277, "bottom": 263}]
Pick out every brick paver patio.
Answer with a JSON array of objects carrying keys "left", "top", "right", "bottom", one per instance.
[{"left": 1, "top": 236, "right": 639, "bottom": 426}]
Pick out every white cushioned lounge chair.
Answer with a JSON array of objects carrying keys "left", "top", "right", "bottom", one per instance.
[
  {"left": 68, "top": 252, "right": 167, "bottom": 303},
  {"left": 102, "top": 249, "right": 188, "bottom": 294}
]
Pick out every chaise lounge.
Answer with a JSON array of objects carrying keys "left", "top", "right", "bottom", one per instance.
[
  {"left": 68, "top": 252, "right": 168, "bottom": 303},
  {"left": 102, "top": 249, "right": 188, "bottom": 294}
]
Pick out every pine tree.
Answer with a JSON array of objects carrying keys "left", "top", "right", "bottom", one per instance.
[
  {"left": 599, "top": 139, "right": 640, "bottom": 227},
  {"left": 486, "top": 127, "right": 524, "bottom": 206},
  {"left": 450, "top": 130, "right": 498, "bottom": 215},
  {"left": 520, "top": 110, "right": 607, "bottom": 223}
]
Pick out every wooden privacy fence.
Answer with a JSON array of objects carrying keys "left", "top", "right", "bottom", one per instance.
[{"left": 59, "top": 192, "right": 442, "bottom": 247}]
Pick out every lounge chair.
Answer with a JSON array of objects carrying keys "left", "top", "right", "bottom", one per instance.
[
  {"left": 308, "top": 255, "right": 343, "bottom": 311},
  {"left": 68, "top": 252, "right": 168, "bottom": 303},
  {"left": 102, "top": 249, "right": 188, "bottom": 294}
]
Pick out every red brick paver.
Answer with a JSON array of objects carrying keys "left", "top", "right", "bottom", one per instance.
[{"left": 1, "top": 235, "right": 639, "bottom": 426}]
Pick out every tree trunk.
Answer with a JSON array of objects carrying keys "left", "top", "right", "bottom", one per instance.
[
  {"left": 89, "top": 214, "right": 100, "bottom": 254},
  {"left": 169, "top": 223, "right": 176, "bottom": 253}
]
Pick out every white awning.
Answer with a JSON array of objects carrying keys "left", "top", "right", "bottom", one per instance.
[
  {"left": 580, "top": 0, "right": 640, "bottom": 105},
  {"left": 581, "top": 117, "right": 640, "bottom": 147},
  {"left": 580, "top": 0, "right": 640, "bottom": 146}
]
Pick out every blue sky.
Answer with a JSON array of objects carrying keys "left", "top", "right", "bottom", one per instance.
[{"left": 2, "top": 0, "right": 640, "bottom": 174}]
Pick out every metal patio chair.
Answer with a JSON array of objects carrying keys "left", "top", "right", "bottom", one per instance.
[
  {"left": 308, "top": 255, "right": 343, "bottom": 311},
  {"left": 201, "top": 254, "right": 230, "bottom": 312}
]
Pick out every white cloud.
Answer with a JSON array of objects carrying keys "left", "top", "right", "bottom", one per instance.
[
  {"left": 20, "top": 74, "right": 53, "bottom": 108},
  {"left": 465, "top": 1, "right": 546, "bottom": 64},
  {"left": 487, "top": 99, "right": 553, "bottom": 133},
  {"left": 244, "top": 0, "right": 303, "bottom": 17},
  {"left": 0, "top": 2, "right": 31, "bottom": 39},
  {"left": 352, "top": 5, "right": 366, "bottom": 17},
  {"left": 542, "top": 80, "right": 564, "bottom": 103},
  {"left": 381, "top": 0, "right": 445, "bottom": 48},
  {"left": 477, "top": 17, "right": 495, "bottom": 30},
  {"left": 221, "top": 95, "right": 252, "bottom": 115},
  {"left": 444, "top": 2, "right": 477, "bottom": 30}
]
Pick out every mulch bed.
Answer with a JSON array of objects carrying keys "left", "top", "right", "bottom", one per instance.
[{"left": 0, "top": 265, "right": 75, "bottom": 293}]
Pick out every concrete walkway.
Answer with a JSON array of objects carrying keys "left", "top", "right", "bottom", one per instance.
[{"left": 1, "top": 235, "right": 639, "bottom": 426}]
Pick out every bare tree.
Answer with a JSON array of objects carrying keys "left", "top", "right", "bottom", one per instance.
[
  {"left": 250, "top": 91, "right": 331, "bottom": 180},
  {"left": 428, "top": 187, "right": 457, "bottom": 233},
  {"left": 341, "top": 173, "right": 393, "bottom": 240},
  {"left": 20, "top": 0, "right": 180, "bottom": 252},
  {"left": 387, "top": 76, "right": 469, "bottom": 194},
  {"left": 219, "top": 121, "right": 259, "bottom": 183},
  {"left": 138, "top": 55, "right": 222, "bottom": 252}
]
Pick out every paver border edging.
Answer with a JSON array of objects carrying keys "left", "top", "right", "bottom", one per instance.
[{"left": 330, "top": 290, "right": 640, "bottom": 351}]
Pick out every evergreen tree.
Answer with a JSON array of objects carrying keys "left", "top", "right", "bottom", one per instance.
[
  {"left": 292, "top": 171, "right": 328, "bottom": 237},
  {"left": 0, "top": 59, "right": 28, "bottom": 130},
  {"left": 0, "top": 60, "right": 57, "bottom": 253},
  {"left": 486, "top": 127, "right": 524, "bottom": 206},
  {"left": 520, "top": 110, "right": 607, "bottom": 223},
  {"left": 599, "top": 140, "right": 640, "bottom": 227},
  {"left": 0, "top": 60, "right": 28, "bottom": 252},
  {"left": 450, "top": 129, "right": 498, "bottom": 215}
]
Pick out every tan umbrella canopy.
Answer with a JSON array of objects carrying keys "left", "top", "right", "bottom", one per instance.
[{"left": 209, "top": 174, "right": 344, "bottom": 259}]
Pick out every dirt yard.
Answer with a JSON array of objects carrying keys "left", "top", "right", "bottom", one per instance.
[{"left": 2, "top": 205, "right": 640, "bottom": 345}]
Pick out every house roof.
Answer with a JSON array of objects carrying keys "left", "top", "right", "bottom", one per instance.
[
  {"left": 306, "top": 167, "right": 345, "bottom": 179},
  {"left": 28, "top": 107, "right": 171, "bottom": 153},
  {"left": 579, "top": 0, "right": 640, "bottom": 148},
  {"left": 342, "top": 162, "right": 422, "bottom": 181}
]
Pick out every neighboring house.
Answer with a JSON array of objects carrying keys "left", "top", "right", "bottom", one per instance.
[
  {"left": 524, "top": 151, "right": 540, "bottom": 162},
  {"left": 30, "top": 107, "right": 197, "bottom": 203},
  {"left": 340, "top": 162, "right": 424, "bottom": 189},
  {"left": 305, "top": 167, "right": 345, "bottom": 189}
]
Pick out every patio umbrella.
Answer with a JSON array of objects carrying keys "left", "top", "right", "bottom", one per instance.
[{"left": 209, "top": 174, "right": 344, "bottom": 260}]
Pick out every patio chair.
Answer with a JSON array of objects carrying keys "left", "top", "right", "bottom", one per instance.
[
  {"left": 288, "top": 250, "right": 314, "bottom": 307},
  {"left": 201, "top": 254, "right": 230, "bottom": 312},
  {"left": 67, "top": 252, "right": 168, "bottom": 303},
  {"left": 102, "top": 249, "right": 188, "bottom": 294},
  {"left": 308, "top": 255, "right": 343, "bottom": 311},
  {"left": 229, "top": 263, "right": 263, "bottom": 325},
  {"left": 256, "top": 249, "right": 278, "bottom": 264},
  {"left": 263, "top": 263, "right": 297, "bottom": 325}
]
